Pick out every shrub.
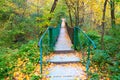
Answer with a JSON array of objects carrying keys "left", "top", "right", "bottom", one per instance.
[
  {"left": 90, "top": 73, "right": 99, "bottom": 80},
  {"left": 92, "top": 49, "right": 111, "bottom": 65}
]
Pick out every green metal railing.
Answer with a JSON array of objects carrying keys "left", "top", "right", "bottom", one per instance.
[
  {"left": 38, "top": 24, "right": 61, "bottom": 74},
  {"left": 74, "top": 27, "right": 96, "bottom": 71},
  {"left": 38, "top": 21, "right": 96, "bottom": 73}
]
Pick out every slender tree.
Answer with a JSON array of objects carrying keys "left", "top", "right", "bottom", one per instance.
[
  {"left": 110, "top": 0, "right": 115, "bottom": 27},
  {"left": 50, "top": 0, "right": 58, "bottom": 13},
  {"left": 49, "top": 0, "right": 58, "bottom": 20},
  {"left": 76, "top": 0, "right": 79, "bottom": 26},
  {"left": 101, "top": 0, "right": 108, "bottom": 50},
  {"left": 37, "top": 0, "right": 40, "bottom": 16},
  {"left": 65, "top": 0, "right": 73, "bottom": 27}
]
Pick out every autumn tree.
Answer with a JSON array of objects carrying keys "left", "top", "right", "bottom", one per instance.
[{"left": 64, "top": 0, "right": 82, "bottom": 27}]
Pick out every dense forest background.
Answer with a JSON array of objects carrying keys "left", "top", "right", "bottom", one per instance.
[{"left": 0, "top": 0, "right": 120, "bottom": 80}]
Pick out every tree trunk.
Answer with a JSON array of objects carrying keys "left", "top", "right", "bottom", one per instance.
[
  {"left": 50, "top": 0, "right": 58, "bottom": 13},
  {"left": 81, "top": 2, "right": 84, "bottom": 26},
  {"left": 75, "top": 0, "right": 79, "bottom": 26},
  {"left": 68, "top": 9, "right": 73, "bottom": 27},
  {"left": 76, "top": 0, "right": 79, "bottom": 26},
  {"left": 37, "top": 0, "right": 40, "bottom": 16},
  {"left": 110, "top": 0, "right": 115, "bottom": 28},
  {"left": 101, "top": 0, "right": 108, "bottom": 50},
  {"left": 49, "top": 0, "right": 58, "bottom": 20},
  {"left": 74, "top": 8, "right": 77, "bottom": 26},
  {"left": 65, "top": 0, "right": 73, "bottom": 27}
]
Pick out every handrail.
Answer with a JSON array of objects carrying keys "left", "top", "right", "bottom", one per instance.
[
  {"left": 75, "top": 27, "right": 96, "bottom": 49},
  {"left": 38, "top": 24, "right": 61, "bottom": 74},
  {"left": 38, "top": 27, "right": 50, "bottom": 74},
  {"left": 74, "top": 26, "right": 96, "bottom": 72},
  {"left": 38, "top": 27, "right": 50, "bottom": 47}
]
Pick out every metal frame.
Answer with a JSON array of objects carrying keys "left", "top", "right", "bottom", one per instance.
[
  {"left": 38, "top": 24, "right": 61, "bottom": 74},
  {"left": 74, "top": 27, "right": 96, "bottom": 71}
]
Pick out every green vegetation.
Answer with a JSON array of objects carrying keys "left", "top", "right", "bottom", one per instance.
[
  {"left": 0, "top": 40, "right": 40, "bottom": 79},
  {"left": 87, "top": 27, "right": 120, "bottom": 79},
  {"left": 0, "top": 0, "right": 120, "bottom": 80}
]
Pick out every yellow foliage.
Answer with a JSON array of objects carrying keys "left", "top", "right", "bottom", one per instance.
[
  {"left": 17, "top": 59, "right": 23, "bottom": 66},
  {"left": 25, "top": 75, "right": 30, "bottom": 80},
  {"left": 116, "top": 18, "right": 120, "bottom": 24}
]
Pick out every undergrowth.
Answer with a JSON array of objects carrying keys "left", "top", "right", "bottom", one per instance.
[
  {"left": 0, "top": 40, "right": 42, "bottom": 80},
  {"left": 87, "top": 27, "right": 120, "bottom": 80}
]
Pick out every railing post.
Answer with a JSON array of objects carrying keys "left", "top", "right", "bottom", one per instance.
[
  {"left": 73, "top": 27, "right": 96, "bottom": 72},
  {"left": 48, "top": 27, "right": 53, "bottom": 50},
  {"left": 86, "top": 41, "right": 91, "bottom": 72},
  {"left": 74, "top": 27, "right": 79, "bottom": 50},
  {"left": 40, "top": 40, "right": 43, "bottom": 74}
]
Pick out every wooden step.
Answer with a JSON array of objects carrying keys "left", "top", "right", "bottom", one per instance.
[
  {"left": 54, "top": 50, "right": 75, "bottom": 54},
  {"left": 43, "top": 64, "right": 87, "bottom": 80},
  {"left": 44, "top": 76, "right": 83, "bottom": 80},
  {"left": 47, "top": 61, "right": 80, "bottom": 64},
  {"left": 47, "top": 53, "right": 80, "bottom": 63}
]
